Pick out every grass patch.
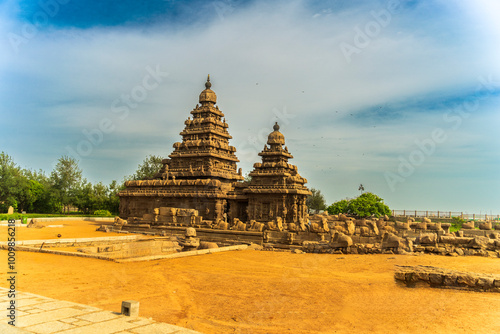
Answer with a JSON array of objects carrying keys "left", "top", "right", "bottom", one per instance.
[{"left": 0, "top": 212, "right": 115, "bottom": 221}]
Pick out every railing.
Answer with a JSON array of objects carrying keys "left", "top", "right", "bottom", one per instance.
[{"left": 391, "top": 210, "right": 500, "bottom": 221}]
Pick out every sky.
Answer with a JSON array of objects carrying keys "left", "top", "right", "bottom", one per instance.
[{"left": 0, "top": 0, "right": 499, "bottom": 214}]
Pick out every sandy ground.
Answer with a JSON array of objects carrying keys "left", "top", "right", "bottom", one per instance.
[
  {"left": 1, "top": 221, "right": 500, "bottom": 334},
  {"left": 0, "top": 219, "right": 125, "bottom": 240}
]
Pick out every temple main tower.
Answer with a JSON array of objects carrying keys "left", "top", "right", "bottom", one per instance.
[{"left": 119, "top": 76, "right": 243, "bottom": 221}]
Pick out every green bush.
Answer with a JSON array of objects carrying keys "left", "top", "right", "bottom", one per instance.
[
  {"left": 327, "top": 192, "right": 391, "bottom": 218},
  {"left": 0, "top": 213, "right": 22, "bottom": 221},
  {"left": 327, "top": 199, "right": 350, "bottom": 215},
  {"left": 450, "top": 216, "right": 465, "bottom": 232},
  {"left": 93, "top": 209, "right": 112, "bottom": 216}
]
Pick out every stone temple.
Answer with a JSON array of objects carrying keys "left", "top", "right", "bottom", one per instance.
[{"left": 119, "top": 75, "right": 311, "bottom": 225}]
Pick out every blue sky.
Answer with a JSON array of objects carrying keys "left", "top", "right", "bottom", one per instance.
[{"left": 1, "top": 0, "right": 499, "bottom": 213}]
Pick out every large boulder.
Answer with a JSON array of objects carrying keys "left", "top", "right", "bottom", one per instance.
[
  {"left": 376, "top": 218, "right": 386, "bottom": 229},
  {"left": 330, "top": 232, "right": 353, "bottom": 248},
  {"left": 346, "top": 220, "right": 355, "bottom": 235},
  {"left": 381, "top": 232, "right": 402, "bottom": 249},
  {"left": 416, "top": 233, "right": 438, "bottom": 245},
  {"left": 199, "top": 241, "right": 218, "bottom": 249},
  {"left": 462, "top": 221, "right": 475, "bottom": 229},
  {"left": 479, "top": 221, "right": 492, "bottom": 230},
  {"left": 427, "top": 222, "right": 442, "bottom": 231},
  {"left": 415, "top": 222, "right": 427, "bottom": 230},
  {"left": 468, "top": 236, "right": 489, "bottom": 249},
  {"left": 354, "top": 218, "right": 367, "bottom": 227},
  {"left": 395, "top": 221, "right": 410, "bottom": 230}
]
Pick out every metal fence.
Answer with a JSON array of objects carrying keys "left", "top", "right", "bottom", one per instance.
[{"left": 391, "top": 210, "right": 500, "bottom": 221}]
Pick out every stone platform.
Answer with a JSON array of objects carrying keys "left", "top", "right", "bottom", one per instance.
[
  {"left": 394, "top": 265, "right": 500, "bottom": 292},
  {"left": 0, "top": 287, "right": 202, "bottom": 334}
]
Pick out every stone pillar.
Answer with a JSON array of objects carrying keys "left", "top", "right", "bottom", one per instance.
[{"left": 121, "top": 300, "right": 139, "bottom": 317}]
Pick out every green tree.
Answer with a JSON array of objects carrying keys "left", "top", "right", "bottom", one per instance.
[
  {"left": 328, "top": 192, "right": 391, "bottom": 218},
  {"left": 306, "top": 188, "right": 327, "bottom": 214},
  {"left": 50, "top": 156, "right": 83, "bottom": 212},
  {"left": 130, "top": 155, "right": 163, "bottom": 180},
  {"left": 327, "top": 199, "right": 350, "bottom": 215},
  {"left": 24, "top": 169, "right": 61, "bottom": 213},
  {"left": 20, "top": 179, "right": 44, "bottom": 212},
  {"left": 0, "top": 152, "right": 27, "bottom": 212},
  {"left": 347, "top": 192, "right": 391, "bottom": 217},
  {"left": 106, "top": 180, "right": 123, "bottom": 214}
]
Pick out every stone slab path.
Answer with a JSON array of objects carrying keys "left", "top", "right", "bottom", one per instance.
[{"left": 0, "top": 287, "right": 202, "bottom": 334}]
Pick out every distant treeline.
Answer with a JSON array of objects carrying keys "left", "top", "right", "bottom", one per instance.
[{"left": 0, "top": 152, "right": 162, "bottom": 214}]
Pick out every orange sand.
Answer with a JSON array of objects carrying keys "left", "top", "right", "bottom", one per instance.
[
  {"left": 1, "top": 221, "right": 500, "bottom": 333},
  {"left": 0, "top": 219, "right": 124, "bottom": 240}
]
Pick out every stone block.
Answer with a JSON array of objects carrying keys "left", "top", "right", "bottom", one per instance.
[
  {"left": 159, "top": 207, "right": 176, "bottom": 216},
  {"left": 24, "top": 321, "right": 74, "bottom": 333},
  {"left": 415, "top": 222, "right": 427, "bottom": 230},
  {"left": 468, "top": 236, "right": 489, "bottom": 249},
  {"left": 121, "top": 300, "right": 139, "bottom": 317},
  {"left": 415, "top": 271, "right": 429, "bottom": 282},
  {"left": 429, "top": 273, "right": 443, "bottom": 285},
  {"left": 142, "top": 214, "right": 154, "bottom": 221},
  {"left": 476, "top": 277, "right": 494, "bottom": 289},
  {"left": 395, "top": 221, "right": 410, "bottom": 230},
  {"left": 417, "top": 233, "right": 437, "bottom": 244},
  {"left": 394, "top": 271, "right": 406, "bottom": 281},
  {"left": 479, "top": 222, "right": 492, "bottom": 230},
  {"left": 78, "top": 310, "right": 120, "bottom": 322},
  {"left": 457, "top": 274, "right": 477, "bottom": 287},
  {"left": 462, "top": 229, "right": 486, "bottom": 237},
  {"left": 462, "top": 221, "right": 475, "bottom": 229},
  {"left": 442, "top": 274, "right": 457, "bottom": 286}
]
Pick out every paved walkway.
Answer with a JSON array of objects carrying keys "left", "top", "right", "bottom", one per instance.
[{"left": 0, "top": 287, "right": 202, "bottom": 334}]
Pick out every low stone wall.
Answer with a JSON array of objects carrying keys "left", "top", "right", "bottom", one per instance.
[
  {"left": 77, "top": 238, "right": 181, "bottom": 259},
  {"left": 109, "top": 213, "right": 500, "bottom": 257},
  {"left": 115, "top": 244, "right": 249, "bottom": 263},
  {"left": 394, "top": 265, "right": 500, "bottom": 292}
]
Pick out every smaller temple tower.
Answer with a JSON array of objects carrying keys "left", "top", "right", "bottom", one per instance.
[{"left": 244, "top": 122, "right": 311, "bottom": 223}]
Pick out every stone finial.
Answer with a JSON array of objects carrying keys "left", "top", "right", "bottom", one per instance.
[
  {"left": 273, "top": 122, "right": 280, "bottom": 131},
  {"left": 205, "top": 74, "right": 211, "bottom": 89}
]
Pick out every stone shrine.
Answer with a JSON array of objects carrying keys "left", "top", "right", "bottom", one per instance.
[
  {"left": 243, "top": 122, "right": 310, "bottom": 224},
  {"left": 118, "top": 76, "right": 311, "bottom": 225}
]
